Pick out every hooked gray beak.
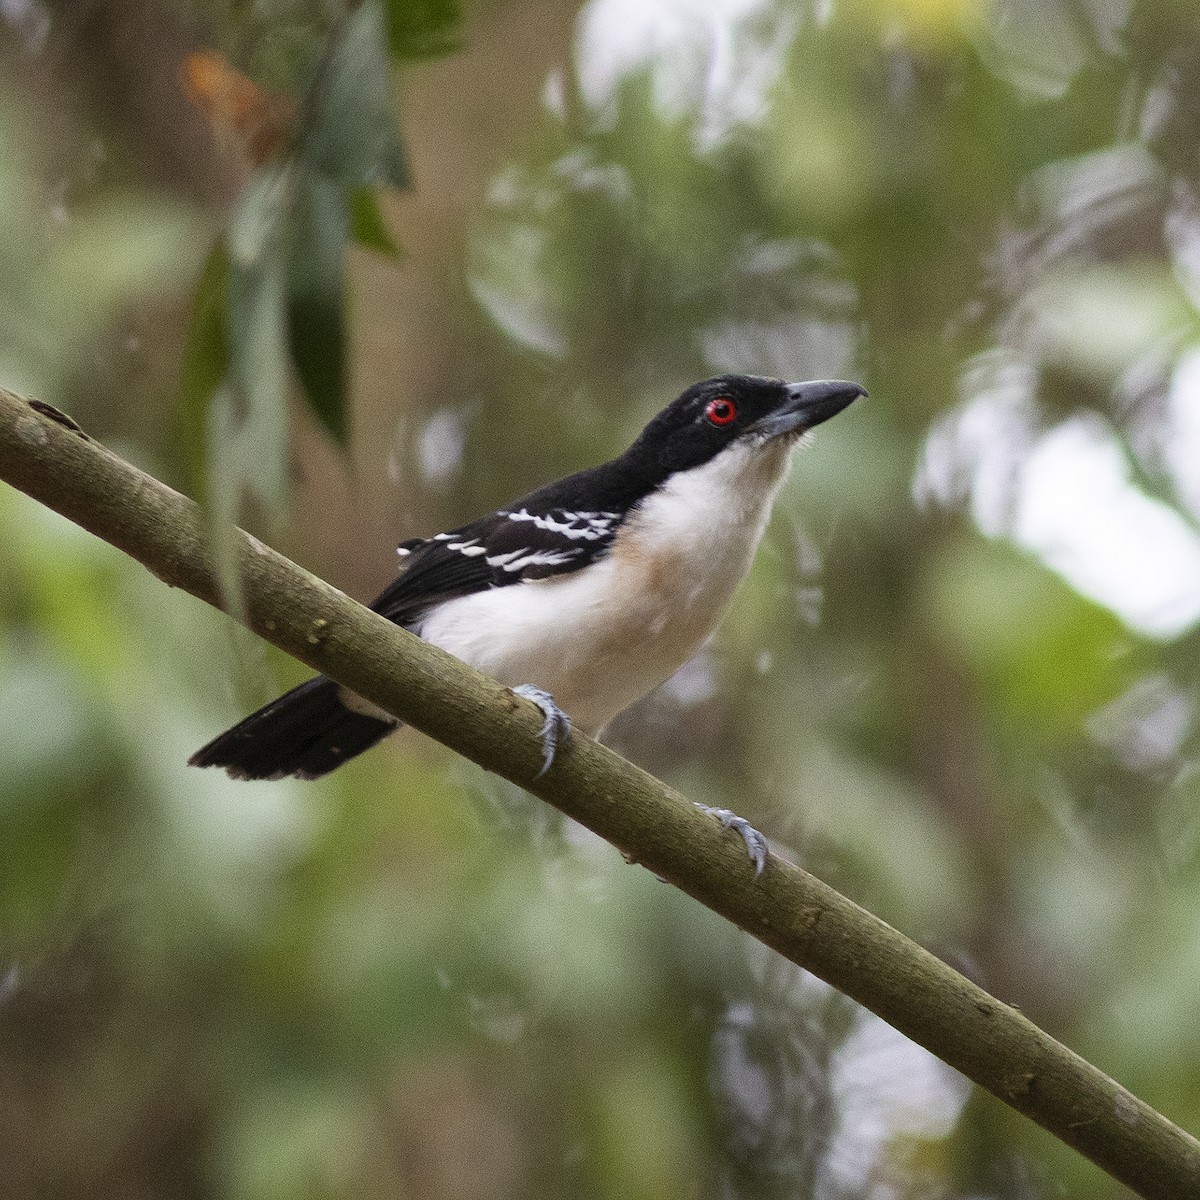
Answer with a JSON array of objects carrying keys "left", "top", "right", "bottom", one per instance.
[{"left": 749, "top": 379, "right": 866, "bottom": 442}]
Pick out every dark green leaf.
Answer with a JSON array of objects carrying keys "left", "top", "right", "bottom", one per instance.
[
  {"left": 304, "top": 0, "right": 409, "bottom": 189},
  {"left": 286, "top": 172, "right": 350, "bottom": 444},
  {"left": 177, "top": 240, "right": 230, "bottom": 503},
  {"left": 349, "top": 186, "right": 401, "bottom": 258},
  {"left": 384, "top": 0, "right": 463, "bottom": 61}
]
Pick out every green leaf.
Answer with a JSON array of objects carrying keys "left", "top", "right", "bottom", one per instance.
[
  {"left": 204, "top": 382, "right": 252, "bottom": 619},
  {"left": 349, "top": 186, "right": 401, "bottom": 258},
  {"left": 225, "top": 164, "right": 291, "bottom": 513},
  {"left": 383, "top": 0, "right": 463, "bottom": 61},
  {"left": 304, "top": 0, "right": 409, "bottom": 189},
  {"left": 177, "top": 240, "right": 230, "bottom": 503},
  {"left": 924, "top": 538, "right": 1140, "bottom": 738},
  {"left": 287, "top": 172, "right": 350, "bottom": 444},
  {"left": 213, "top": 168, "right": 291, "bottom": 613}
]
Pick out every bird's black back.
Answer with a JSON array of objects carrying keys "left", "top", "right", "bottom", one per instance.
[{"left": 371, "top": 374, "right": 794, "bottom": 626}]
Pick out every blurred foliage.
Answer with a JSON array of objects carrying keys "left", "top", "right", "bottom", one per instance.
[
  {"left": 4, "top": 0, "right": 1200, "bottom": 1197},
  {"left": 181, "top": 0, "right": 425, "bottom": 529}
]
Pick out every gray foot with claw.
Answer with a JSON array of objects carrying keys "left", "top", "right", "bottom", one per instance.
[
  {"left": 695, "top": 804, "right": 769, "bottom": 876},
  {"left": 513, "top": 685, "right": 572, "bottom": 776}
]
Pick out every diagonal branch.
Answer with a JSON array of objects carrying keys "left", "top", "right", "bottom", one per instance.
[{"left": 1, "top": 384, "right": 1197, "bottom": 1199}]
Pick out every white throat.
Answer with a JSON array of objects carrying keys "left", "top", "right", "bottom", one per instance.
[{"left": 620, "top": 436, "right": 795, "bottom": 582}]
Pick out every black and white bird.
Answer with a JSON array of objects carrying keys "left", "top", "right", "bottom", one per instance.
[{"left": 190, "top": 375, "right": 863, "bottom": 868}]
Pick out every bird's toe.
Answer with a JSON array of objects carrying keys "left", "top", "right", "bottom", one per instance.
[
  {"left": 694, "top": 804, "right": 769, "bottom": 876},
  {"left": 512, "top": 684, "right": 572, "bottom": 776}
]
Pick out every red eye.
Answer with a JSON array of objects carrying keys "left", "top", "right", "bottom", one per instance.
[{"left": 705, "top": 397, "right": 737, "bottom": 426}]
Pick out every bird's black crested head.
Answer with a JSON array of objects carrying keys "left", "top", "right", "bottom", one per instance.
[{"left": 625, "top": 374, "right": 865, "bottom": 480}]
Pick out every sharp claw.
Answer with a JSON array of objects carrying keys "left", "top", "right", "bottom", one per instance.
[
  {"left": 694, "top": 804, "right": 769, "bottom": 876},
  {"left": 512, "top": 685, "right": 572, "bottom": 777}
]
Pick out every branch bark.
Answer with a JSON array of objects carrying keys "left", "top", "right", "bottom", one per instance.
[{"left": 1, "top": 385, "right": 1197, "bottom": 1199}]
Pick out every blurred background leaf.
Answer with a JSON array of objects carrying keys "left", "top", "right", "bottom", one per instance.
[
  {"left": 348, "top": 186, "right": 401, "bottom": 258},
  {"left": 3, "top": 0, "right": 1200, "bottom": 1197},
  {"left": 286, "top": 171, "right": 349, "bottom": 443},
  {"left": 383, "top": 0, "right": 463, "bottom": 62},
  {"left": 303, "top": 0, "right": 410, "bottom": 190}
]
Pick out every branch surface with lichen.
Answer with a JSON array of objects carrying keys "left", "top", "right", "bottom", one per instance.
[{"left": 1, "top": 385, "right": 1197, "bottom": 1200}]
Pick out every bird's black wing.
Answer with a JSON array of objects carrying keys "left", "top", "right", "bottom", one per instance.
[{"left": 371, "top": 506, "right": 624, "bottom": 626}]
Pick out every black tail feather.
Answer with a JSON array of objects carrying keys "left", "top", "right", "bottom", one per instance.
[{"left": 189, "top": 676, "right": 397, "bottom": 780}]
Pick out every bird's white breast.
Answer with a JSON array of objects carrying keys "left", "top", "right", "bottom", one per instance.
[{"left": 416, "top": 438, "right": 794, "bottom": 734}]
